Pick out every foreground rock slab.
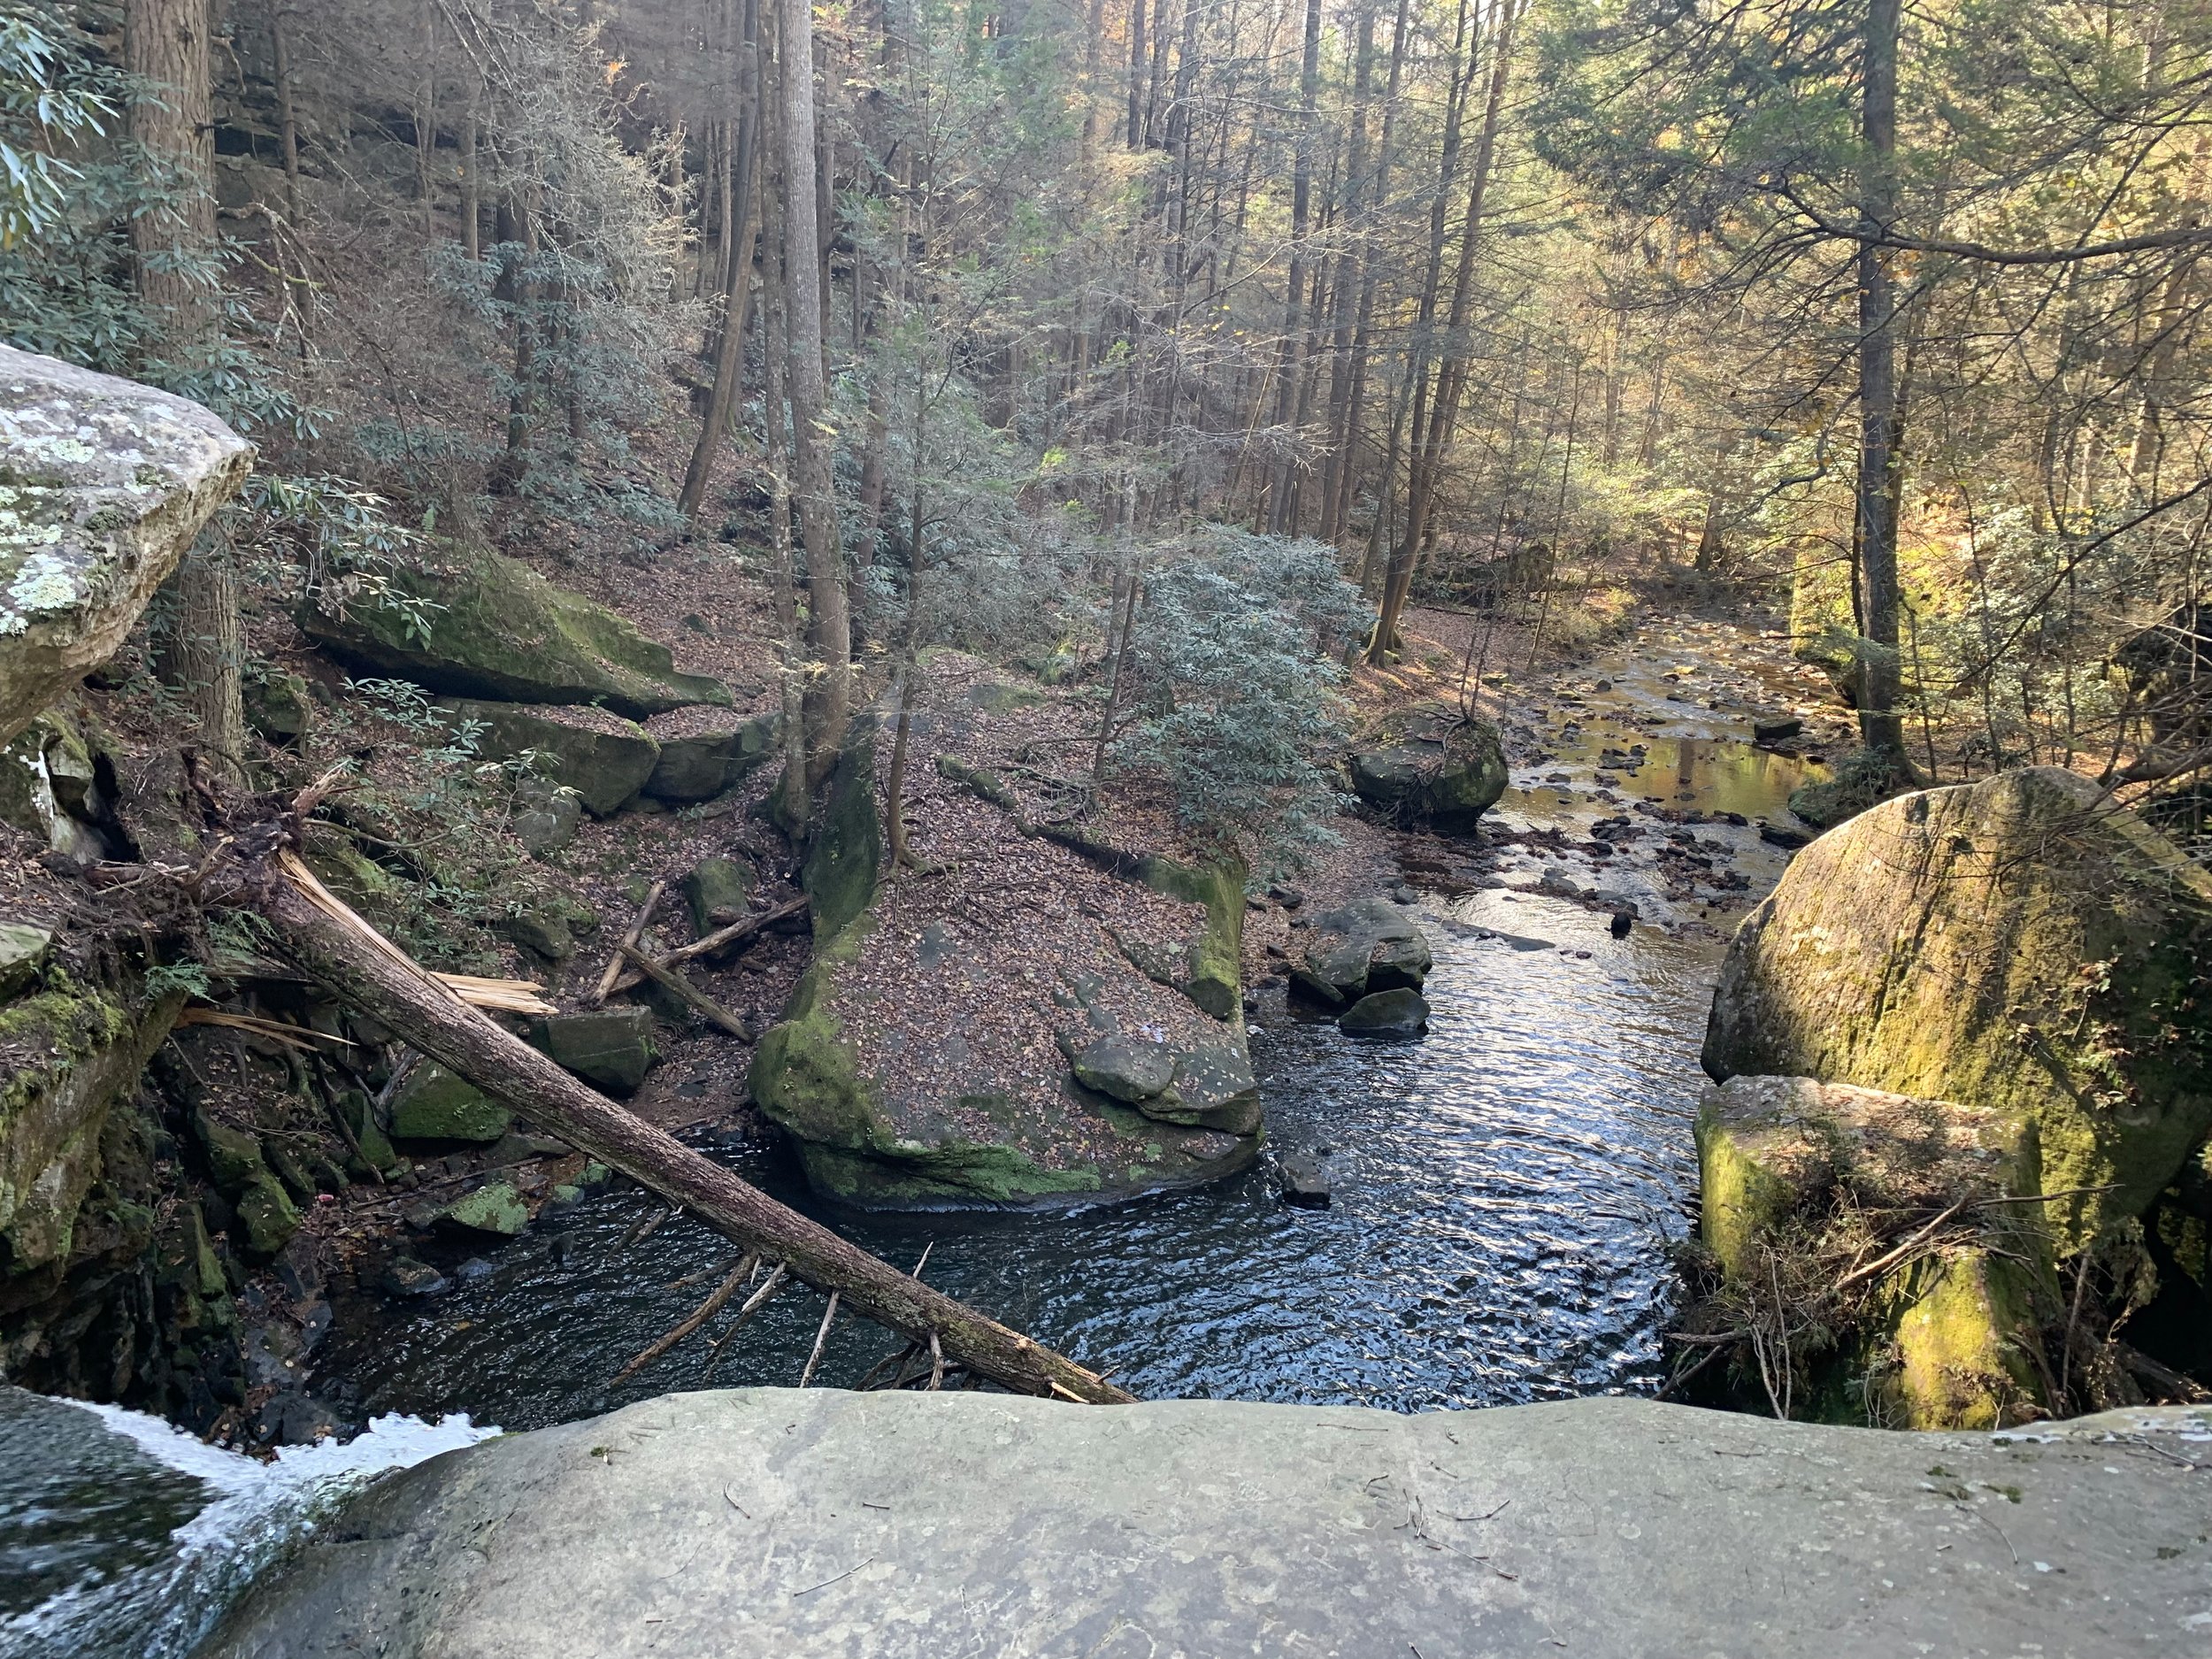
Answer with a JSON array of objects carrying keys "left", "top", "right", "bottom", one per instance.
[{"left": 208, "top": 1388, "right": 2211, "bottom": 1658}]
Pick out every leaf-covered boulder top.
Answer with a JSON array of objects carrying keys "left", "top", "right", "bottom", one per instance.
[{"left": 0, "top": 345, "right": 253, "bottom": 742}]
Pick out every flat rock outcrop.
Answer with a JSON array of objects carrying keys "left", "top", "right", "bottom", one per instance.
[
  {"left": 204, "top": 1386, "right": 2212, "bottom": 1659},
  {"left": 301, "top": 536, "right": 729, "bottom": 718},
  {"left": 1288, "top": 895, "right": 1432, "bottom": 1005},
  {"left": 1704, "top": 766, "right": 2212, "bottom": 1253},
  {"left": 0, "top": 345, "right": 252, "bottom": 744},
  {"left": 749, "top": 718, "right": 1259, "bottom": 1208}
]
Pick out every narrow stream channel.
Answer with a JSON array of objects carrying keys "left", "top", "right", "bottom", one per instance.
[{"left": 9, "top": 624, "right": 1832, "bottom": 1655}]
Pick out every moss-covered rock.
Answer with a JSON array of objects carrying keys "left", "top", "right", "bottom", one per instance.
[
  {"left": 1136, "top": 856, "right": 1246, "bottom": 1020},
  {"left": 1693, "top": 1074, "right": 2048, "bottom": 1428},
  {"left": 0, "top": 923, "right": 51, "bottom": 999},
  {"left": 682, "top": 856, "right": 756, "bottom": 934},
  {"left": 232, "top": 1171, "right": 301, "bottom": 1259},
  {"left": 803, "top": 718, "right": 882, "bottom": 941},
  {"left": 1704, "top": 768, "right": 2212, "bottom": 1254},
  {"left": 0, "top": 973, "right": 183, "bottom": 1275},
  {"left": 390, "top": 1064, "right": 511, "bottom": 1143},
  {"left": 437, "top": 699, "right": 660, "bottom": 817},
  {"left": 0, "top": 345, "right": 254, "bottom": 745},
  {"left": 442, "top": 1179, "right": 528, "bottom": 1237},
  {"left": 300, "top": 537, "right": 729, "bottom": 719},
  {"left": 244, "top": 669, "right": 315, "bottom": 744},
  {"left": 1347, "top": 703, "right": 1507, "bottom": 834},
  {"left": 1, "top": 706, "right": 112, "bottom": 861}
]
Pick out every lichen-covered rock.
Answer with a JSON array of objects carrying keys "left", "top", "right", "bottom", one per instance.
[
  {"left": 0, "top": 346, "right": 253, "bottom": 745},
  {"left": 1289, "top": 896, "right": 1432, "bottom": 1007},
  {"left": 1704, "top": 767, "right": 2212, "bottom": 1252},
  {"left": 300, "top": 536, "right": 729, "bottom": 718},
  {"left": 442, "top": 1180, "right": 528, "bottom": 1237},
  {"left": 1, "top": 973, "right": 184, "bottom": 1275},
  {"left": 390, "top": 1064, "right": 511, "bottom": 1143},
  {"left": 436, "top": 699, "right": 659, "bottom": 817},
  {"left": 1694, "top": 1075, "right": 2047, "bottom": 1429},
  {"left": 1347, "top": 703, "right": 1507, "bottom": 833}
]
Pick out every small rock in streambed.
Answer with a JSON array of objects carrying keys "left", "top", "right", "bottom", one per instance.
[
  {"left": 1758, "top": 822, "right": 1812, "bottom": 849},
  {"left": 1609, "top": 911, "right": 1634, "bottom": 939},
  {"left": 1752, "top": 716, "right": 1804, "bottom": 743},
  {"left": 1277, "top": 1148, "right": 1334, "bottom": 1208},
  {"left": 1339, "top": 988, "right": 1430, "bottom": 1038},
  {"left": 441, "top": 1179, "right": 529, "bottom": 1238},
  {"left": 1392, "top": 883, "right": 1418, "bottom": 905},
  {"left": 381, "top": 1256, "right": 451, "bottom": 1298},
  {"left": 253, "top": 1391, "right": 341, "bottom": 1448},
  {"left": 456, "top": 1257, "right": 497, "bottom": 1283}
]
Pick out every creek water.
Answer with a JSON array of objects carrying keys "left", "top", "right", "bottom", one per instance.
[{"left": 11, "top": 624, "right": 1832, "bottom": 1652}]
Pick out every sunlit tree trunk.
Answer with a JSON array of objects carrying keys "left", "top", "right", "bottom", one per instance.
[{"left": 1854, "top": 0, "right": 1905, "bottom": 759}]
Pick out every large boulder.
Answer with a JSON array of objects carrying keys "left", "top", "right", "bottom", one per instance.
[
  {"left": 0, "top": 346, "right": 253, "bottom": 745},
  {"left": 1347, "top": 703, "right": 1507, "bottom": 833},
  {"left": 301, "top": 537, "right": 729, "bottom": 718},
  {"left": 1288, "top": 896, "right": 1432, "bottom": 1007},
  {"left": 1704, "top": 767, "right": 2212, "bottom": 1253},
  {"left": 752, "top": 736, "right": 1257, "bottom": 1207},
  {"left": 436, "top": 698, "right": 660, "bottom": 817}
]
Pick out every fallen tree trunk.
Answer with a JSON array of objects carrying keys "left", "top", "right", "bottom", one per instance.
[
  {"left": 605, "top": 895, "right": 810, "bottom": 996},
  {"left": 247, "top": 850, "right": 1132, "bottom": 1405}
]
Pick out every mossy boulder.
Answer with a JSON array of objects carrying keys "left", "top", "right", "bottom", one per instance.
[
  {"left": 300, "top": 537, "right": 729, "bottom": 718},
  {"left": 0, "top": 924, "right": 51, "bottom": 999},
  {"left": 1694, "top": 1075, "right": 2047, "bottom": 1429},
  {"left": 0, "top": 345, "right": 254, "bottom": 745},
  {"left": 0, "top": 973, "right": 184, "bottom": 1275},
  {"left": 1135, "top": 856, "right": 1246, "bottom": 1021},
  {"left": 1347, "top": 703, "right": 1507, "bottom": 833},
  {"left": 1340, "top": 988, "right": 1430, "bottom": 1037},
  {"left": 244, "top": 669, "right": 314, "bottom": 743},
  {"left": 442, "top": 1179, "right": 528, "bottom": 1238},
  {"left": 436, "top": 699, "right": 660, "bottom": 817},
  {"left": 1704, "top": 767, "right": 2212, "bottom": 1254},
  {"left": 752, "top": 834, "right": 1260, "bottom": 1209},
  {"left": 1, "top": 706, "right": 111, "bottom": 862},
  {"left": 682, "top": 856, "right": 756, "bottom": 934},
  {"left": 391, "top": 1064, "right": 511, "bottom": 1143},
  {"left": 803, "top": 718, "right": 882, "bottom": 942}
]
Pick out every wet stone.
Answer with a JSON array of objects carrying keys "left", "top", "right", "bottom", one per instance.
[
  {"left": 1339, "top": 988, "right": 1430, "bottom": 1038},
  {"left": 381, "top": 1256, "right": 450, "bottom": 1297}
]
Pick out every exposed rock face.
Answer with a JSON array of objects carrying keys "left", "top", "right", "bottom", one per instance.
[
  {"left": 436, "top": 698, "right": 660, "bottom": 817},
  {"left": 1696, "top": 1075, "right": 2044, "bottom": 1428},
  {"left": 1289, "top": 895, "right": 1432, "bottom": 1006},
  {"left": 1347, "top": 703, "right": 1507, "bottom": 833},
  {"left": 0, "top": 346, "right": 253, "bottom": 745},
  {"left": 750, "top": 724, "right": 1259, "bottom": 1208},
  {"left": 1705, "top": 767, "right": 2212, "bottom": 1253},
  {"left": 203, "top": 1386, "right": 2212, "bottom": 1659},
  {"left": 534, "top": 1008, "right": 658, "bottom": 1097},
  {"left": 1, "top": 974, "right": 185, "bottom": 1274},
  {"left": 301, "top": 536, "right": 729, "bottom": 718},
  {"left": 643, "top": 712, "right": 779, "bottom": 803}
]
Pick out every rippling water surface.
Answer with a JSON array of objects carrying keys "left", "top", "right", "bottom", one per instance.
[{"left": 319, "top": 887, "right": 1721, "bottom": 1428}]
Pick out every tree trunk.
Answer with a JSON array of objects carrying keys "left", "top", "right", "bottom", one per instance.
[
  {"left": 679, "top": 0, "right": 764, "bottom": 523},
  {"left": 128, "top": 0, "right": 247, "bottom": 780},
  {"left": 248, "top": 855, "right": 1131, "bottom": 1404},
  {"left": 779, "top": 0, "right": 852, "bottom": 792},
  {"left": 1855, "top": 0, "right": 1905, "bottom": 758}
]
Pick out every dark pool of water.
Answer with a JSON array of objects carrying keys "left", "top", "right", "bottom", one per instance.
[{"left": 320, "top": 887, "right": 1720, "bottom": 1430}]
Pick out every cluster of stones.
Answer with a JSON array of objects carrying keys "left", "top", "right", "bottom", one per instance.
[{"left": 1286, "top": 896, "right": 1435, "bottom": 1036}]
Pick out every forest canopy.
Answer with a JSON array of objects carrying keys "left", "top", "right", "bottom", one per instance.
[{"left": 3, "top": 0, "right": 2207, "bottom": 856}]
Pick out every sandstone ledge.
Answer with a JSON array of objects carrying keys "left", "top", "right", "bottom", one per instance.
[{"left": 209, "top": 1387, "right": 2212, "bottom": 1658}]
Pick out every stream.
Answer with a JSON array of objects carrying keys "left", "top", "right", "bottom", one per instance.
[{"left": 8, "top": 618, "right": 1832, "bottom": 1655}]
